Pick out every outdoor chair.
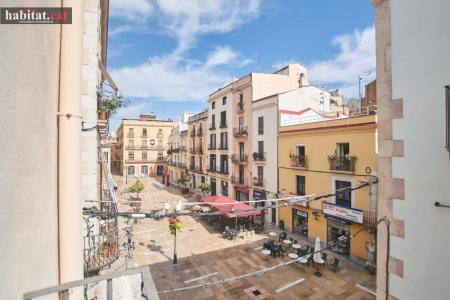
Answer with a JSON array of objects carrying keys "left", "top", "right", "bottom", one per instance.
[
  {"left": 279, "top": 245, "right": 287, "bottom": 257},
  {"left": 270, "top": 245, "right": 279, "bottom": 257},
  {"left": 329, "top": 258, "right": 340, "bottom": 273},
  {"left": 307, "top": 254, "right": 314, "bottom": 266},
  {"left": 322, "top": 252, "right": 328, "bottom": 265},
  {"left": 293, "top": 239, "right": 298, "bottom": 245},
  {"left": 263, "top": 240, "right": 275, "bottom": 250},
  {"left": 279, "top": 231, "right": 288, "bottom": 242}
]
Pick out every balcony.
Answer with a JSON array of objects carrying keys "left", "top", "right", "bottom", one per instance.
[
  {"left": 218, "top": 144, "right": 228, "bottom": 150},
  {"left": 189, "top": 164, "right": 196, "bottom": 171},
  {"left": 219, "top": 123, "right": 228, "bottom": 129},
  {"left": 169, "top": 161, "right": 177, "bottom": 166},
  {"left": 253, "top": 178, "right": 265, "bottom": 187},
  {"left": 197, "top": 127, "right": 203, "bottom": 135},
  {"left": 190, "top": 147, "right": 197, "bottom": 154},
  {"left": 231, "top": 176, "right": 248, "bottom": 187},
  {"left": 196, "top": 146, "right": 204, "bottom": 154},
  {"left": 363, "top": 210, "right": 377, "bottom": 225},
  {"left": 253, "top": 152, "right": 266, "bottom": 162},
  {"left": 172, "top": 147, "right": 180, "bottom": 153},
  {"left": 208, "top": 144, "right": 217, "bottom": 150},
  {"left": 180, "top": 145, "right": 188, "bottom": 152},
  {"left": 195, "top": 166, "right": 203, "bottom": 173},
  {"left": 290, "top": 155, "right": 308, "bottom": 168},
  {"left": 231, "top": 154, "right": 248, "bottom": 164},
  {"left": 233, "top": 126, "right": 248, "bottom": 137},
  {"left": 141, "top": 134, "right": 148, "bottom": 138},
  {"left": 237, "top": 102, "right": 244, "bottom": 113},
  {"left": 328, "top": 156, "right": 357, "bottom": 172},
  {"left": 218, "top": 168, "right": 229, "bottom": 175},
  {"left": 177, "top": 163, "right": 187, "bottom": 169},
  {"left": 190, "top": 130, "right": 196, "bottom": 137},
  {"left": 209, "top": 124, "right": 216, "bottom": 131},
  {"left": 156, "top": 156, "right": 165, "bottom": 161},
  {"left": 207, "top": 166, "right": 217, "bottom": 173},
  {"left": 127, "top": 133, "right": 134, "bottom": 138}
]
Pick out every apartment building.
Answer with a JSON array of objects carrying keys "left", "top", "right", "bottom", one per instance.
[
  {"left": 207, "top": 86, "right": 233, "bottom": 196},
  {"left": 277, "top": 114, "right": 377, "bottom": 265},
  {"left": 187, "top": 110, "right": 208, "bottom": 192},
  {"left": 373, "top": 0, "right": 450, "bottom": 299},
  {"left": 167, "top": 127, "right": 189, "bottom": 184},
  {"left": 116, "top": 114, "right": 174, "bottom": 177},
  {"left": 0, "top": 0, "right": 118, "bottom": 298}
]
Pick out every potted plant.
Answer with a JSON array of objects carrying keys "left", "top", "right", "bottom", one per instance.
[
  {"left": 128, "top": 180, "right": 144, "bottom": 208},
  {"left": 168, "top": 217, "right": 184, "bottom": 264},
  {"left": 176, "top": 173, "right": 191, "bottom": 194},
  {"left": 252, "top": 152, "right": 258, "bottom": 160},
  {"left": 199, "top": 182, "right": 211, "bottom": 197},
  {"left": 98, "top": 94, "right": 125, "bottom": 118}
]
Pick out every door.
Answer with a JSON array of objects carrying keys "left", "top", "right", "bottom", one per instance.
[
  {"left": 156, "top": 165, "right": 164, "bottom": 175},
  {"left": 211, "top": 178, "right": 217, "bottom": 195},
  {"left": 296, "top": 175, "right": 305, "bottom": 196},
  {"left": 141, "top": 165, "right": 148, "bottom": 176},
  {"left": 335, "top": 180, "right": 352, "bottom": 207}
]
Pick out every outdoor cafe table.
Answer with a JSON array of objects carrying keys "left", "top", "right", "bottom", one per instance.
[
  {"left": 262, "top": 249, "right": 271, "bottom": 255},
  {"left": 299, "top": 253, "right": 311, "bottom": 264},
  {"left": 288, "top": 253, "right": 299, "bottom": 259},
  {"left": 292, "top": 244, "right": 301, "bottom": 249},
  {"left": 269, "top": 232, "right": 277, "bottom": 237},
  {"left": 283, "top": 239, "right": 292, "bottom": 249}
]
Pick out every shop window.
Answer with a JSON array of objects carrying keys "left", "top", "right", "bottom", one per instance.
[
  {"left": 335, "top": 180, "right": 352, "bottom": 207},
  {"left": 292, "top": 209, "right": 308, "bottom": 237}
]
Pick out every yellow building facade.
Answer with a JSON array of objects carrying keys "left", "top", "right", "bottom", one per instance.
[
  {"left": 116, "top": 115, "right": 174, "bottom": 177},
  {"left": 278, "top": 115, "right": 377, "bottom": 262}
]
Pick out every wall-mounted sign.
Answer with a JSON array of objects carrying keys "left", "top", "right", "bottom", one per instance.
[
  {"left": 322, "top": 202, "right": 363, "bottom": 224},
  {"left": 293, "top": 208, "right": 308, "bottom": 218}
]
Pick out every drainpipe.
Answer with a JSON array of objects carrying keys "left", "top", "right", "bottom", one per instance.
[
  {"left": 366, "top": 173, "right": 378, "bottom": 273},
  {"left": 58, "top": 0, "right": 84, "bottom": 285}
]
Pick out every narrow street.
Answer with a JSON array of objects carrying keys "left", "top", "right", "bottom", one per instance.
[{"left": 110, "top": 176, "right": 375, "bottom": 299}]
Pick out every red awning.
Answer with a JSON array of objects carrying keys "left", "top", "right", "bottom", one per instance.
[{"left": 200, "top": 195, "right": 261, "bottom": 218}]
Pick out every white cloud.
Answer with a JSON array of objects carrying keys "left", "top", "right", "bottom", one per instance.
[
  {"left": 205, "top": 46, "right": 239, "bottom": 67},
  {"left": 307, "top": 26, "right": 375, "bottom": 99},
  {"left": 109, "top": 0, "right": 153, "bottom": 19}
]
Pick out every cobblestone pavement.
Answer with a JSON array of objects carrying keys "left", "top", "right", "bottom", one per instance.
[{"left": 114, "top": 176, "right": 375, "bottom": 300}]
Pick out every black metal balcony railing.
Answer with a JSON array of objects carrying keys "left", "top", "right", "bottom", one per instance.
[
  {"left": 231, "top": 176, "right": 248, "bottom": 186},
  {"left": 253, "top": 152, "right": 266, "bottom": 162},
  {"left": 172, "top": 147, "right": 180, "bottom": 153},
  {"left": 197, "top": 146, "right": 204, "bottom": 154},
  {"left": 218, "top": 169, "right": 229, "bottom": 175},
  {"left": 209, "top": 124, "right": 216, "bottom": 130},
  {"left": 231, "top": 153, "right": 248, "bottom": 164},
  {"left": 237, "top": 103, "right": 244, "bottom": 113},
  {"left": 253, "top": 178, "right": 265, "bottom": 187},
  {"left": 180, "top": 145, "right": 188, "bottom": 152},
  {"left": 156, "top": 156, "right": 165, "bottom": 161},
  {"left": 233, "top": 126, "right": 248, "bottom": 137},
  {"left": 328, "top": 156, "right": 357, "bottom": 172},
  {"left": 207, "top": 166, "right": 217, "bottom": 173},
  {"left": 218, "top": 144, "right": 228, "bottom": 150},
  {"left": 219, "top": 123, "right": 228, "bottom": 129},
  {"left": 290, "top": 155, "right": 308, "bottom": 168},
  {"left": 208, "top": 144, "right": 217, "bottom": 150},
  {"left": 190, "top": 147, "right": 197, "bottom": 154}
]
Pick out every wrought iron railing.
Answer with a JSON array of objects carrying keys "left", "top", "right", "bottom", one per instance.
[
  {"left": 233, "top": 126, "right": 248, "bottom": 137},
  {"left": 290, "top": 155, "right": 308, "bottom": 167},
  {"left": 328, "top": 156, "right": 357, "bottom": 172}
]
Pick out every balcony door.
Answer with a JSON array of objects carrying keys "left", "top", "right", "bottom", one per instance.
[{"left": 296, "top": 175, "right": 305, "bottom": 196}]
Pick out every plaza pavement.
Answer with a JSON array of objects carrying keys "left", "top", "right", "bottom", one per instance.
[{"left": 114, "top": 176, "right": 375, "bottom": 299}]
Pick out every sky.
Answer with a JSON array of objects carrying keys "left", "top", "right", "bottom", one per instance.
[{"left": 107, "top": 0, "right": 375, "bottom": 134}]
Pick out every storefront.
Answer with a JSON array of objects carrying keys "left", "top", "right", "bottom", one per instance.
[
  {"left": 327, "top": 217, "right": 351, "bottom": 255},
  {"left": 292, "top": 208, "right": 308, "bottom": 237},
  {"left": 322, "top": 202, "right": 363, "bottom": 256}
]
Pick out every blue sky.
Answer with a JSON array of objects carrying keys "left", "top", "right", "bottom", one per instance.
[{"left": 107, "top": 0, "right": 375, "bottom": 134}]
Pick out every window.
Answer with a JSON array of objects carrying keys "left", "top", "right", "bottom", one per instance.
[
  {"left": 212, "top": 101, "right": 215, "bottom": 109},
  {"left": 240, "top": 93, "right": 243, "bottom": 104},
  {"left": 258, "top": 141, "right": 264, "bottom": 156},
  {"left": 142, "top": 152, "right": 147, "bottom": 159},
  {"left": 142, "top": 128, "right": 147, "bottom": 136},
  {"left": 239, "top": 142, "right": 245, "bottom": 157},
  {"left": 128, "top": 139, "right": 134, "bottom": 146},
  {"left": 220, "top": 155, "right": 228, "bottom": 174},
  {"left": 296, "top": 176, "right": 305, "bottom": 196},
  {"left": 258, "top": 116, "right": 264, "bottom": 134},
  {"left": 190, "top": 156, "right": 195, "bottom": 169},
  {"left": 142, "top": 140, "right": 147, "bottom": 147},
  {"left": 222, "top": 181, "right": 228, "bottom": 196},
  {"left": 210, "top": 154, "right": 216, "bottom": 172},
  {"left": 199, "top": 159, "right": 203, "bottom": 172},
  {"left": 446, "top": 86, "right": 450, "bottom": 150},
  {"left": 336, "top": 143, "right": 349, "bottom": 157},
  {"left": 239, "top": 165, "right": 244, "bottom": 184},
  {"left": 158, "top": 129, "right": 162, "bottom": 135},
  {"left": 128, "top": 152, "right": 134, "bottom": 160},
  {"left": 335, "top": 180, "right": 352, "bottom": 207},
  {"left": 220, "top": 111, "right": 227, "bottom": 128},
  {"left": 158, "top": 140, "right": 162, "bottom": 146},
  {"left": 296, "top": 145, "right": 306, "bottom": 166},
  {"left": 211, "top": 114, "right": 215, "bottom": 129},
  {"left": 222, "top": 96, "right": 227, "bottom": 105},
  {"left": 128, "top": 128, "right": 134, "bottom": 136},
  {"left": 127, "top": 166, "right": 135, "bottom": 175},
  {"left": 239, "top": 117, "right": 244, "bottom": 129},
  {"left": 157, "top": 152, "right": 163, "bottom": 160},
  {"left": 210, "top": 134, "right": 216, "bottom": 148},
  {"left": 220, "top": 132, "right": 228, "bottom": 149},
  {"left": 257, "top": 166, "right": 264, "bottom": 181}
]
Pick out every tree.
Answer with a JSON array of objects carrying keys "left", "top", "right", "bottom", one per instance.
[
  {"left": 98, "top": 94, "right": 126, "bottom": 116},
  {"left": 176, "top": 173, "right": 191, "bottom": 186},
  {"left": 128, "top": 180, "right": 144, "bottom": 199}
]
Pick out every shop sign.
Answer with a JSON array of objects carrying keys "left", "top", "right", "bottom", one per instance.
[
  {"left": 322, "top": 202, "right": 363, "bottom": 224},
  {"left": 294, "top": 209, "right": 308, "bottom": 218}
]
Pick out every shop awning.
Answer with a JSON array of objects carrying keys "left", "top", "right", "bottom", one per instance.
[{"left": 200, "top": 195, "right": 261, "bottom": 218}]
